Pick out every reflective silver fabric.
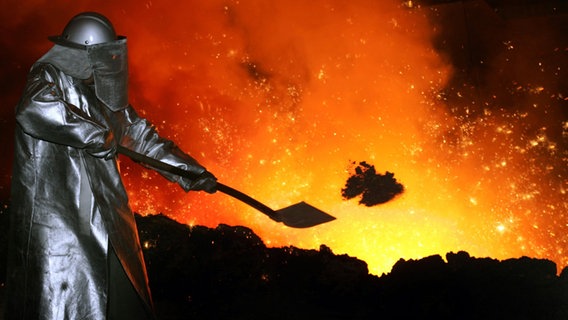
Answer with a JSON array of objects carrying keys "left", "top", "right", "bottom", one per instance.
[{"left": 7, "top": 59, "right": 206, "bottom": 319}]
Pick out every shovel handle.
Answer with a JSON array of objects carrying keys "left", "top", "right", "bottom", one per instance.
[
  {"left": 117, "top": 145, "right": 280, "bottom": 220},
  {"left": 215, "top": 184, "right": 280, "bottom": 220}
]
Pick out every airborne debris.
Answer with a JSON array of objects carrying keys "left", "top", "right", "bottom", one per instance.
[{"left": 342, "top": 161, "right": 404, "bottom": 206}]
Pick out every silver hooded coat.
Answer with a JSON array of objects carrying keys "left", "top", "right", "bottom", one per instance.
[{"left": 7, "top": 55, "right": 207, "bottom": 319}]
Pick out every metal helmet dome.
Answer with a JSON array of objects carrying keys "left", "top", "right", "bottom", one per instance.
[{"left": 49, "top": 12, "right": 117, "bottom": 49}]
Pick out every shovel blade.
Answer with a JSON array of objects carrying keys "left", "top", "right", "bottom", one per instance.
[{"left": 273, "top": 201, "right": 336, "bottom": 228}]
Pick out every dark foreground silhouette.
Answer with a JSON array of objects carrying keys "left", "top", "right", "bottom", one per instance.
[
  {"left": 1, "top": 209, "right": 567, "bottom": 319},
  {"left": 135, "top": 214, "right": 568, "bottom": 320}
]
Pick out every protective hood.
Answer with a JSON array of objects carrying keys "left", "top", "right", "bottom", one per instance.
[
  {"left": 37, "top": 38, "right": 129, "bottom": 111},
  {"left": 37, "top": 44, "right": 92, "bottom": 79}
]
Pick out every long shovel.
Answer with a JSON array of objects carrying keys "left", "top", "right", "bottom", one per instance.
[{"left": 118, "top": 146, "right": 336, "bottom": 228}]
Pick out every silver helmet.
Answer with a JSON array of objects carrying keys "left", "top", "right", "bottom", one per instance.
[{"left": 49, "top": 12, "right": 117, "bottom": 49}]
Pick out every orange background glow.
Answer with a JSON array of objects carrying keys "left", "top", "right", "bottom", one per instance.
[{"left": 0, "top": 0, "right": 565, "bottom": 275}]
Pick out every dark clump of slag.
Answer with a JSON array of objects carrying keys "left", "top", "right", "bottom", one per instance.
[{"left": 342, "top": 161, "right": 404, "bottom": 206}]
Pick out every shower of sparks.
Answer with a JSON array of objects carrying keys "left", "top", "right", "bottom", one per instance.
[{"left": 1, "top": 0, "right": 566, "bottom": 276}]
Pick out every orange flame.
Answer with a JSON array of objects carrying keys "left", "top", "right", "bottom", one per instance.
[{"left": 3, "top": 0, "right": 566, "bottom": 275}]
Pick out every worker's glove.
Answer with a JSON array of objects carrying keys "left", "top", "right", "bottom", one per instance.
[
  {"left": 180, "top": 170, "right": 218, "bottom": 194},
  {"left": 86, "top": 130, "right": 117, "bottom": 160}
]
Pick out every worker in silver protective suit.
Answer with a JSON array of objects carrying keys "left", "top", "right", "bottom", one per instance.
[{"left": 5, "top": 12, "right": 217, "bottom": 319}]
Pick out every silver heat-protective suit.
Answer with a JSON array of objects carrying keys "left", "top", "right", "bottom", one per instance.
[{"left": 6, "top": 39, "right": 210, "bottom": 319}]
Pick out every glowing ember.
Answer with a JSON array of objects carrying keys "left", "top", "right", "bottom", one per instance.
[{"left": 1, "top": 0, "right": 565, "bottom": 275}]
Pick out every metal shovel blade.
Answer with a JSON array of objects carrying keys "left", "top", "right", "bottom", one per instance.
[
  {"left": 217, "top": 183, "right": 335, "bottom": 228},
  {"left": 272, "top": 201, "right": 336, "bottom": 228}
]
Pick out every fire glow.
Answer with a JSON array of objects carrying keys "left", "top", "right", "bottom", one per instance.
[{"left": 3, "top": 0, "right": 566, "bottom": 275}]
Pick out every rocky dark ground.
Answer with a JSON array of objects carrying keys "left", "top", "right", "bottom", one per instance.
[{"left": 1, "top": 206, "right": 567, "bottom": 319}]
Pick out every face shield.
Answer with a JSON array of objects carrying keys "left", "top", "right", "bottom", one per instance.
[{"left": 87, "top": 38, "right": 129, "bottom": 111}]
